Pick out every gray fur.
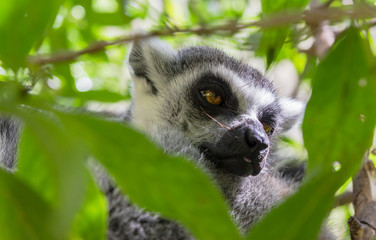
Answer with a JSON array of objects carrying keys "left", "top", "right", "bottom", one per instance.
[
  {"left": 0, "top": 116, "right": 20, "bottom": 172},
  {"left": 106, "top": 186, "right": 193, "bottom": 240}
]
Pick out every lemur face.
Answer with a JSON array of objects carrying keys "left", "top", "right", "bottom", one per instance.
[{"left": 128, "top": 38, "right": 304, "bottom": 177}]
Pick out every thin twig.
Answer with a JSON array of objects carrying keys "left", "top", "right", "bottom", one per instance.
[
  {"left": 335, "top": 191, "right": 353, "bottom": 207},
  {"left": 27, "top": 6, "right": 376, "bottom": 66}
]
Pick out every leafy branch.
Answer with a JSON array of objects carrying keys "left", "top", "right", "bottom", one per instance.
[{"left": 28, "top": 5, "right": 376, "bottom": 66}]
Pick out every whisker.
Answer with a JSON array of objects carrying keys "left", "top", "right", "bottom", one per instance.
[{"left": 200, "top": 108, "right": 232, "bottom": 131}]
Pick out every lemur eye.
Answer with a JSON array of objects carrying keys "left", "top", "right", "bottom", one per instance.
[
  {"left": 200, "top": 90, "right": 222, "bottom": 105},
  {"left": 262, "top": 122, "right": 274, "bottom": 134}
]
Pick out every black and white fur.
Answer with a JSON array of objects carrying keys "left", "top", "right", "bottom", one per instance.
[{"left": 0, "top": 39, "right": 333, "bottom": 240}]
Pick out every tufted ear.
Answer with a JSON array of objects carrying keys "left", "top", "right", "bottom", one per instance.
[
  {"left": 279, "top": 98, "right": 305, "bottom": 132},
  {"left": 128, "top": 38, "right": 177, "bottom": 93}
]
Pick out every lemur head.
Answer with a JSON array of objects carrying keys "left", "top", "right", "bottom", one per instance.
[{"left": 127, "top": 38, "right": 304, "bottom": 177}]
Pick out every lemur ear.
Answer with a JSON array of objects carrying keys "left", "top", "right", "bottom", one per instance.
[
  {"left": 279, "top": 98, "right": 305, "bottom": 132},
  {"left": 128, "top": 38, "right": 177, "bottom": 85}
]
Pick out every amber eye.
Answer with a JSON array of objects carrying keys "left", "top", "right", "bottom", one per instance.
[
  {"left": 200, "top": 90, "right": 222, "bottom": 105},
  {"left": 262, "top": 122, "right": 274, "bottom": 134}
]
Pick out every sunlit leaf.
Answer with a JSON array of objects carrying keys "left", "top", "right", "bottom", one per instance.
[
  {"left": 71, "top": 174, "right": 107, "bottom": 240},
  {"left": 304, "top": 27, "right": 376, "bottom": 174},
  {"left": 0, "top": 0, "right": 63, "bottom": 70},
  {"left": 16, "top": 120, "right": 89, "bottom": 240},
  {"left": 65, "top": 90, "right": 128, "bottom": 102},
  {"left": 49, "top": 24, "right": 76, "bottom": 94},
  {"left": 258, "top": 0, "right": 310, "bottom": 67},
  {"left": 0, "top": 170, "right": 53, "bottom": 240},
  {"left": 0, "top": 84, "right": 90, "bottom": 240}
]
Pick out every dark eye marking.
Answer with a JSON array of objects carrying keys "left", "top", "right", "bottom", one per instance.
[
  {"left": 259, "top": 107, "right": 279, "bottom": 135},
  {"left": 190, "top": 73, "right": 239, "bottom": 117}
]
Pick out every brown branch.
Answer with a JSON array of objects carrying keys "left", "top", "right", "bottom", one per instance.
[
  {"left": 27, "top": 6, "right": 376, "bottom": 66},
  {"left": 304, "top": 0, "right": 337, "bottom": 59},
  {"left": 348, "top": 152, "right": 376, "bottom": 240},
  {"left": 335, "top": 191, "right": 353, "bottom": 207}
]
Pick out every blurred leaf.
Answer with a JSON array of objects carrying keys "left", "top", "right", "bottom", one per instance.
[
  {"left": 115, "top": 0, "right": 127, "bottom": 13},
  {"left": 300, "top": 56, "right": 317, "bottom": 81},
  {"left": 16, "top": 128, "right": 58, "bottom": 203},
  {"left": 247, "top": 168, "right": 350, "bottom": 240},
  {"left": 49, "top": 24, "right": 76, "bottom": 94},
  {"left": 247, "top": 27, "right": 376, "bottom": 240},
  {"left": 0, "top": 83, "right": 106, "bottom": 240},
  {"left": 91, "top": 13, "right": 132, "bottom": 25},
  {"left": 220, "top": 0, "right": 247, "bottom": 18},
  {"left": 304, "top": 27, "right": 376, "bottom": 174},
  {"left": 165, "top": 0, "right": 188, "bottom": 24},
  {"left": 124, "top": 0, "right": 149, "bottom": 19},
  {"left": 71, "top": 174, "right": 107, "bottom": 240},
  {"left": 261, "top": 0, "right": 310, "bottom": 13},
  {"left": 70, "top": 0, "right": 97, "bottom": 47},
  {"left": 277, "top": 43, "right": 307, "bottom": 74},
  {"left": 258, "top": 0, "right": 310, "bottom": 67},
  {"left": 57, "top": 112, "right": 242, "bottom": 240},
  {"left": 15, "top": 118, "right": 89, "bottom": 240},
  {"left": 0, "top": 82, "right": 90, "bottom": 240},
  {"left": 0, "top": 0, "right": 63, "bottom": 70},
  {"left": 80, "top": 0, "right": 132, "bottom": 26},
  {"left": 65, "top": 90, "right": 128, "bottom": 102},
  {"left": 187, "top": 0, "right": 244, "bottom": 25},
  {"left": 0, "top": 170, "right": 52, "bottom": 240}
]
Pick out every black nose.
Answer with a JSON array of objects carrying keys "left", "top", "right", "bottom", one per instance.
[
  {"left": 200, "top": 121, "right": 270, "bottom": 177},
  {"left": 244, "top": 129, "right": 268, "bottom": 156}
]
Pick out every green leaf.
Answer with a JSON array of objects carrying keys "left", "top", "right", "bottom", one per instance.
[
  {"left": 247, "top": 27, "right": 376, "bottom": 240},
  {"left": 71, "top": 175, "right": 107, "bottom": 240},
  {"left": 0, "top": 84, "right": 107, "bottom": 240},
  {"left": 258, "top": 0, "right": 310, "bottom": 67},
  {"left": 0, "top": 170, "right": 53, "bottom": 240},
  {"left": 1, "top": 105, "right": 90, "bottom": 240},
  {"left": 16, "top": 122, "right": 89, "bottom": 240},
  {"left": 91, "top": 13, "right": 132, "bottom": 25},
  {"left": 64, "top": 90, "right": 128, "bottom": 102},
  {"left": 304, "top": 27, "right": 376, "bottom": 174},
  {"left": 247, "top": 168, "right": 350, "bottom": 240},
  {"left": 49, "top": 24, "right": 76, "bottom": 94},
  {"left": 0, "top": 0, "right": 63, "bottom": 70},
  {"left": 58, "top": 112, "right": 242, "bottom": 240},
  {"left": 261, "top": 0, "right": 310, "bottom": 14}
]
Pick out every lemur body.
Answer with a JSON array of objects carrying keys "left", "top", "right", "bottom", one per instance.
[{"left": 0, "top": 39, "right": 333, "bottom": 239}]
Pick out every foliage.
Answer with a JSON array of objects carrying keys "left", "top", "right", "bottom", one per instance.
[{"left": 0, "top": 0, "right": 375, "bottom": 240}]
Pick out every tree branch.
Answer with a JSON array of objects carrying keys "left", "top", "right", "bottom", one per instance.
[
  {"left": 335, "top": 191, "right": 353, "bottom": 207},
  {"left": 348, "top": 151, "right": 376, "bottom": 240},
  {"left": 27, "top": 6, "right": 376, "bottom": 66}
]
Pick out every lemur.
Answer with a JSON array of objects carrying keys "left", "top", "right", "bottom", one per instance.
[
  {"left": 103, "top": 38, "right": 333, "bottom": 240},
  {"left": 0, "top": 38, "right": 333, "bottom": 240}
]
